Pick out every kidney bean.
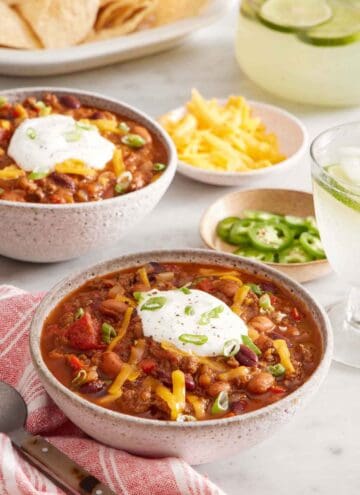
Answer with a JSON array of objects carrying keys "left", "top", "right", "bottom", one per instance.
[
  {"left": 236, "top": 344, "right": 258, "bottom": 367},
  {"left": 231, "top": 399, "right": 247, "bottom": 414},
  {"left": 79, "top": 380, "right": 105, "bottom": 395},
  {"left": 51, "top": 172, "right": 76, "bottom": 191},
  {"left": 155, "top": 370, "right": 172, "bottom": 387},
  {"left": 184, "top": 374, "right": 196, "bottom": 391},
  {"left": 91, "top": 110, "right": 106, "bottom": 119},
  {"left": 247, "top": 372, "right": 274, "bottom": 394},
  {"left": 60, "top": 95, "right": 81, "bottom": 109}
]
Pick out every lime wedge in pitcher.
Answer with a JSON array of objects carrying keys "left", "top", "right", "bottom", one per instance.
[
  {"left": 299, "top": 0, "right": 360, "bottom": 46},
  {"left": 259, "top": 0, "right": 332, "bottom": 30}
]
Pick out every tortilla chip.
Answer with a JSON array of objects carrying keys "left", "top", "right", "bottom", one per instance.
[
  {"left": 88, "top": 0, "right": 156, "bottom": 42},
  {"left": 18, "top": 0, "right": 100, "bottom": 48},
  {"left": 154, "top": 0, "right": 207, "bottom": 26},
  {"left": 0, "top": 2, "right": 40, "bottom": 49}
]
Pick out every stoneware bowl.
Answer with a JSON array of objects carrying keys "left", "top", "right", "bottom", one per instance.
[
  {"left": 30, "top": 249, "right": 333, "bottom": 465},
  {"left": 0, "top": 87, "right": 177, "bottom": 263},
  {"left": 160, "top": 100, "right": 308, "bottom": 186},
  {"left": 200, "top": 188, "right": 331, "bottom": 283}
]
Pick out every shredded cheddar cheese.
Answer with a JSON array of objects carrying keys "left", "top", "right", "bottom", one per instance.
[
  {"left": 107, "top": 307, "right": 133, "bottom": 351},
  {"left": 273, "top": 339, "right": 295, "bottom": 374},
  {"left": 112, "top": 147, "right": 125, "bottom": 177},
  {"left": 138, "top": 267, "right": 151, "bottom": 288},
  {"left": 55, "top": 159, "right": 97, "bottom": 177},
  {"left": 0, "top": 165, "right": 25, "bottom": 180}
]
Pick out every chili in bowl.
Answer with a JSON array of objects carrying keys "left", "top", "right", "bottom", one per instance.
[
  {"left": 30, "top": 249, "right": 333, "bottom": 464},
  {"left": 0, "top": 87, "right": 176, "bottom": 262}
]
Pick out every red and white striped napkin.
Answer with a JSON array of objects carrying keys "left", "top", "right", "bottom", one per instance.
[{"left": 0, "top": 285, "right": 225, "bottom": 495}]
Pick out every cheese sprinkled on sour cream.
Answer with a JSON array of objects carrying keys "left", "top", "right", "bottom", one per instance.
[
  {"left": 138, "top": 289, "right": 248, "bottom": 357},
  {"left": 8, "top": 115, "right": 115, "bottom": 173}
]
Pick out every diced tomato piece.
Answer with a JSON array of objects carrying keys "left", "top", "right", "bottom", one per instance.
[
  {"left": 67, "top": 313, "right": 105, "bottom": 351},
  {"left": 140, "top": 359, "right": 157, "bottom": 374},
  {"left": 270, "top": 294, "right": 279, "bottom": 305},
  {"left": 67, "top": 355, "right": 83, "bottom": 372},
  {"left": 291, "top": 307, "right": 302, "bottom": 321},
  {"left": 196, "top": 278, "right": 215, "bottom": 293},
  {"left": 270, "top": 385, "right": 286, "bottom": 394}
]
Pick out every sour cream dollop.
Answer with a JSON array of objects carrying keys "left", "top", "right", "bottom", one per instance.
[
  {"left": 137, "top": 289, "right": 248, "bottom": 357},
  {"left": 8, "top": 115, "right": 115, "bottom": 173}
]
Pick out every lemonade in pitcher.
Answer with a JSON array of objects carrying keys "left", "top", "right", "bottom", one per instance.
[{"left": 236, "top": 0, "right": 360, "bottom": 106}]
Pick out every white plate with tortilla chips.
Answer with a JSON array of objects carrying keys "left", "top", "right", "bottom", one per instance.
[
  {"left": 0, "top": 0, "right": 232, "bottom": 76},
  {"left": 160, "top": 91, "right": 308, "bottom": 186}
]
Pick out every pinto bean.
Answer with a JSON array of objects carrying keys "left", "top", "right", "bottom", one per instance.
[
  {"left": 99, "top": 299, "right": 128, "bottom": 317},
  {"left": 60, "top": 95, "right": 81, "bottom": 109},
  {"left": 247, "top": 372, "right": 274, "bottom": 394},
  {"left": 214, "top": 279, "right": 239, "bottom": 298},
  {"left": 249, "top": 316, "right": 275, "bottom": 332},
  {"left": 207, "top": 381, "right": 231, "bottom": 397},
  {"left": 99, "top": 351, "right": 123, "bottom": 378},
  {"left": 132, "top": 125, "right": 152, "bottom": 144}
]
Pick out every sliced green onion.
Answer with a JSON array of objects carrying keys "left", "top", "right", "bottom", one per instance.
[
  {"left": 247, "top": 283, "right": 263, "bottom": 296},
  {"left": 268, "top": 363, "right": 286, "bottom": 377},
  {"left": 0, "top": 187, "right": 4, "bottom": 195},
  {"left": 141, "top": 296, "right": 167, "bottom": 311},
  {"left": 178, "top": 333, "right": 208, "bottom": 345},
  {"left": 0, "top": 96, "right": 8, "bottom": 107},
  {"left": 242, "top": 335, "right": 261, "bottom": 356},
  {"left": 153, "top": 163, "right": 166, "bottom": 172},
  {"left": 64, "top": 130, "right": 82, "bottom": 142},
  {"left": 76, "top": 121, "right": 94, "bottom": 131},
  {"left": 223, "top": 339, "right": 241, "bottom": 357},
  {"left": 198, "top": 305, "right": 224, "bottom": 325},
  {"left": 184, "top": 305, "right": 195, "bottom": 316},
  {"left": 35, "top": 101, "right": 51, "bottom": 116},
  {"left": 28, "top": 171, "right": 48, "bottom": 180},
  {"left": 180, "top": 286, "right": 191, "bottom": 295},
  {"left": 259, "top": 293, "right": 274, "bottom": 312},
  {"left": 121, "top": 133, "right": 146, "bottom": 148},
  {"left": 133, "top": 291, "right": 143, "bottom": 302},
  {"left": 211, "top": 391, "right": 229, "bottom": 415},
  {"left": 101, "top": 322, "right": 117, "bottom": 344},
  {"left": 114, "top": 183, "right": 126, "bottom": 194},
  {"left": 74, "top": 307, "right": 84, "bottom": 320},
  {"left": 71, "top": 369, "right": 87, "bottom": 386},
  {"left": 118, "top": 122, "right": 130, "bottom": 133},
  {"left": 26, "top": 127, "right": 36, "bottom": 140}
]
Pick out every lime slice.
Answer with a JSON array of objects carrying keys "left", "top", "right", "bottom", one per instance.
[
  {"left": 240, "top": 0, "right": 265, "bottom": 19},
  {"left": 299, "top": 0, "right": 360, "bottom": 46},
  {"left": 318, "top": 164, "right": 360, "bottom": 212},
  {"left": 259, "top": 0, "right": 332, "bottom": 31}
]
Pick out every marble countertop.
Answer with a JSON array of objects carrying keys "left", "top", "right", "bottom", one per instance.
[{"left": 0, "top": 3, "right": 359, "bottom": 494}]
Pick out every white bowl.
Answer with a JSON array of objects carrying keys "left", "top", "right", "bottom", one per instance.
[
  {"left": 0, "top": 87, "right": 177, "bottom": 263},
  {"left": 30, "top": 249, "right": 333, "bottom": 465},
  {"left": 163, "top": 100, "right": 308, "bottom": 186}
]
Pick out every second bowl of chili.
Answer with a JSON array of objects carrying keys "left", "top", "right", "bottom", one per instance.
[{"left": 0, "top": 87, "right": 177, "bottom": 262}]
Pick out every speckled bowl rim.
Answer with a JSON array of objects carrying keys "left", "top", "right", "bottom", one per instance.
[
  {"left": 200, "top": 188, "right": 330, "bottom": 269},
  {"left": 160, "top": 100, "right": 308, "bottom": 179},
  {"left": 0, "top": 86, "right": 177, "bottom": 209},
  {"left": 30, "top": 249, "right": 333, "bottom": 429}
]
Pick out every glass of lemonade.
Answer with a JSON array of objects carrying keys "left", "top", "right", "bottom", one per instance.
[
  {"left": 236, "top": 0, "right": 360, "bottom": 106},
  {"left": 312, "top": 123, "right": 360, "bottom": 367}
]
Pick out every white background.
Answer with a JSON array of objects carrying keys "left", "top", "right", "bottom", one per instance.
[{"left": 0, "top": 2, "right": 359, "bottom": 493}]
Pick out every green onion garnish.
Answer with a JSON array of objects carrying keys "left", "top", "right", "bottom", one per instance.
[
  {"left": 26, "top": 127, "right": 36, "bottom": 140},
  {"left": 0, "top": 96, "right": 7, "bottom": 108},
  {"left": 141, "top": 296, "right": 167, "bottom": 311},
  {"left": 65, "top": 130, "right": 82, "bottom": 142},
  {"left": 114, "top": 183, "right": 126, "bottom": 194},
  {"left": 180, "top": 286, "right": 191, "bottom": 295},
  {"left": 242, "top": 335, "right": 261, "bottom": 356},
  {"left": 121, "top": 133, "right": 146, "bottom": 149},
  {"left": 184, "top": 305, "right": 194, "bottom": 316},
  {"left": 178, "top": 333, "right": 208, "bottom": 345},
  {"left": 76, "top": 121, "right": 94, "bottom": 131},
  {"left": 74, "top": 307, "right": 84, "bottom": 320},
  {"left": 28, "top": 171, "right": 48, "bottom": 181},
  {"left": 268, "top": 363, "right": 286, "bottom": 377},
  {"left": 259, "top": 293, "right": 274, "bottom": 312},
  {"left": 198, "top": 305, "right": 224, "bottom": 326},
  {"left": 223, "top": 339, "right": 241, "bottom": 357},
  {"left": 211, "top": 391, "right": 229, "bottom": 415},
  {"left": 35, "top": 101, "right": 51, "bottom": 116},
  {"left": 247, "top": 283, "right": 263, "bottom": 296},
  {"left": 133, "top": 291, "right": 143, "bottom": 302},
  {"left": 71, "top": 369, "right": 87, "bottom": 386},
  {"left": 153, "top": 163, "right": 166, "bottom": 172},
  {"left": 101, "top": 322, "right": 117, "bottom": 344},
  {"left": 118, "top": 122, "right": 130, "bottom": 133}
]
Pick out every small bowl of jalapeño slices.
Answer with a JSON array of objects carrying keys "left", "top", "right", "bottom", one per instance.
[{"left": 200, "top": 188, "right": 331, "bottom": 283}]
